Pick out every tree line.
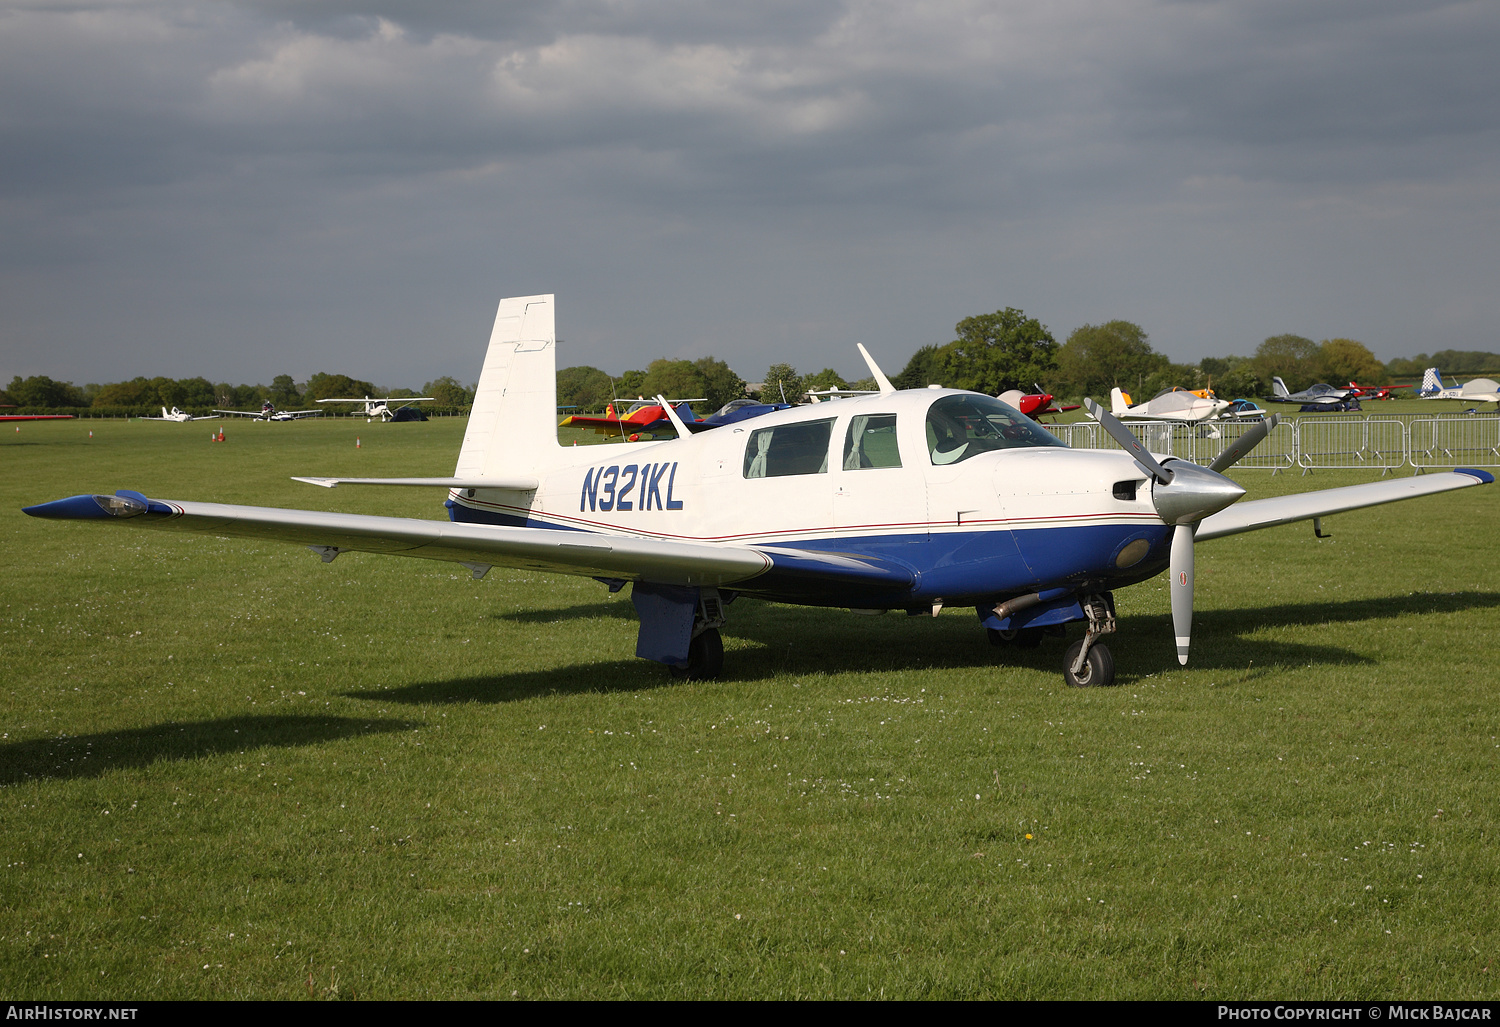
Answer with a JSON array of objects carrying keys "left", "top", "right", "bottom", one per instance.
[
  {"left": 9, "top": 318, "right": 1498, "bottom": 415},
  {"left": 1, "top": 373, "right": 476, "bottom": 415}
]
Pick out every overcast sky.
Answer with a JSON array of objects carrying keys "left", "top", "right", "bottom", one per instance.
[{"left": 2, "top": 0, "right": 1497, "bottom": 388}]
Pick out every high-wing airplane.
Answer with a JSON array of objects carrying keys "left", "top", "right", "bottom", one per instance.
[
  {"left": 998, "top": 387, "right": 1081, "bottom": 419},
  {"left": 1269, "top": 378, "right": 1359, "bottom": 408},
  {"left": 23, "top": 295, "right": 1493, "bottom": 689},
  {"left": 214, "top": 401, "right": 323, "bottom": 421},
  {"left": 1418, "top": 368, "right": 1500, "bottom": 406},
  {"left": 143, "top": 406, "right": 218, "bottom": 422},
  {"left": 1110, "top": 387, "right": 1230, "bottom": 423},
  {"left": 318, "top": 396, "right": 436, "bottom": 421}
]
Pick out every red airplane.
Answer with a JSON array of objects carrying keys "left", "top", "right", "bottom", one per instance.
[
  {"left": 1344, "top": 382, "right": 1411, "bottom": 401},
  {"left": 559, "top": 397, "right": 706, "bottom": 438},
  {"left": 998, "top": 387, "right": 1081, "bottom": 418}
]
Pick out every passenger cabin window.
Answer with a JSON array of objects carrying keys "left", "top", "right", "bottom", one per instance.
[
  {"left": 743, "top": 418, "right": 835, "bottom": 478},
  {"left": 924, "top": 394, "right": 1067, "bottom": 465},
  {"left": 843, "top": 414, "right": 901, "bottom": 469}
]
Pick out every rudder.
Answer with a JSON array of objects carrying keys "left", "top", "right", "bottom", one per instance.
[{"left": 454, "top": 295, "right": 562, "bottom": 480}]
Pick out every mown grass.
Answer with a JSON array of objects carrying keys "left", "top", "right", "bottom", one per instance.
[{"left": 1, "top": 416, "right": 1498, "bottom": 999}]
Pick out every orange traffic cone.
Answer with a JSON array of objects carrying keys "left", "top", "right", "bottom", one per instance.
[{"left": 356, "top": 437, "right": 361, "bottom": 448}]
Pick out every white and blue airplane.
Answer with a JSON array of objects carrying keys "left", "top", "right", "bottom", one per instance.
[{"left": 24, "top": 295, "right": 1495, "bottom": 688}]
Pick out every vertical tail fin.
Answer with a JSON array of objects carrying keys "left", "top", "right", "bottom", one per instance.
[
  {"left": 1420, "top": 367, "right": 1442, "bottom": 395},
  {"left": 453, "top": 295, "right": 562, "bottom": 480},
  {"left": 1110, "top": 387, "right": 1129, "bottom": 415},
  {"left": 1272, "top": 376, "right": 1289, "bottom": 399}
]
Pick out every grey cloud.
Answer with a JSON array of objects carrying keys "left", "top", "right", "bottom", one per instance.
[{"left": 2, "top": 0, "right": 1499, "bottom": 385}]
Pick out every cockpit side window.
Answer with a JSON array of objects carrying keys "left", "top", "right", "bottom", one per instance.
[
  {"left": 842, "top": 414, "right": 901, "bottom": 469},
  {"left": 924, "top": 394, "right": 1067, "bottom": 465},
  {"left": 743, "top": 418, "right": 835, "bottom": 478}
]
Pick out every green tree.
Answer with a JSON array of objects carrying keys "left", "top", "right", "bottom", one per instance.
[
  {"left": 554, "top": 367, "right": 611, "bottom": 411},
  {"left": 1251, "top": 334, "right": 1319, "bottom": 392},
  {"left": 93, "top": 377, "right": 158, "bottom": 407},
  {"left": 268, "top": 375, "right": 302, "bottom": 407},
  {"left": 616, "top": 369, "right": 648, "bottom": 400},
  {"left": 303, "top": 373, "right": 377, "bottom": 402},
  {"left": 761, "top": 363, "right": 802, "bottom": 404},
  {"left": 802, "top": 368, "right": 849, "bottom": 394},
  {"left": 639, "top": 359, "right": 707, "bottom": 403},
  {"left": 1215, "top": 365, "right": 1264, "bottom": 398},
  {"left": 425, "top": 376, "right": 475, "bottom": 408},
  {"left": 693, "top": 357, "right": 746, "bottom": 411},
  {"left": 6, "top": 375, "right": 86, "bottom": 407},
  {"left": 1316, "top": 338, "right": 1386, "bottom": 385},
  {"left": 1055, "top": 321, "right": 1167, "bottom": 399},
  {"left": 892, "top": 344, "right": 943, "bottom": 390},
  {"left": 931, "top": 308, "right": 1058, "bottom": 395}
]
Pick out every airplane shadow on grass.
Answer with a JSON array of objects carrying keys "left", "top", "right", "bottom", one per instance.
[
  {"left": 0, "top": 714, "right": 420, "bottom": 786},
  {"left": 348, "top": 591, "right": 1500, "bottom": 705}
]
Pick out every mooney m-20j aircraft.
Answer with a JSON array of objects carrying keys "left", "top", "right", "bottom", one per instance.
[{"left": 24, "top": 295, "right": 1494, "bottom": 687}]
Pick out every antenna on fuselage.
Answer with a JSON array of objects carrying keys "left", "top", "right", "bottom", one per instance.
[{"left": 857, "top": 344, "right": 896, "bottom": 396}]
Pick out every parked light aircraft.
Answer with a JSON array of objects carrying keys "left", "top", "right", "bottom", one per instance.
[
  {"left": 318, "top": 396, "right": 435, "bottom": 421},
  {"left": 23, "top": 295, "right": 1494, "bottom": 688},
  {"left": 1110, "top": 387, "right": 1230, "bottom": 423},
  {"left": 998, "top": 387, "right": 1081, "bottom": 419},
  {"left": 1418, "top": 368, "right": 1500, "bottom": 406},
  {"left": 143, "top": 406, "right": 217, "bottom": 422},
  {"left": 1269, "top": 378, "right": 1359, "bottom": 408},
  {"left": 214, "top": 401, "right": 322, "bottom": 421},
  {"left": 561, "top": 398, "right": 706, "bottom": 438}
]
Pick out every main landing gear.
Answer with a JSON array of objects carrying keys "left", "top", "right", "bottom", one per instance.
[{"left": 671, "top": 591, "right": 726, "bottom": 681}]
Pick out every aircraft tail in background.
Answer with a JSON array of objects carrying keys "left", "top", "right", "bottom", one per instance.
[
  {"left": 1110, "top": 387, "right": 1130, "bottom": 415},
  {"left": 1420, "top": 367, "right": 1445, "bottom": 396},
  {"left": 1272, "top": 377, "right": 1290, "bottom": 399},
  {"left": 453, "top": 294, "right": 567, "bottom": 481}
]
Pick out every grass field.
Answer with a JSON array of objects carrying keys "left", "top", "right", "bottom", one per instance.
[{"left": 2, "top": 415, "right": 1498, "bottom": 999}]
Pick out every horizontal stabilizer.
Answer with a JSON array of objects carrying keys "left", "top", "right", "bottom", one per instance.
[
  {"left": 1197, "top": 469, "right": 1493, "bottom": 541},
  {"left": 292, "top": 476, "right": 538, "bottom": 490}
]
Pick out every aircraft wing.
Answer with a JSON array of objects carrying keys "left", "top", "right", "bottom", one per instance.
[
  {"left": 23, "top": 492, "right": 775, "bottom": 586},
  {"left": 214, "top": 409, "right": 264, "bottom": 417},
  {"left": 1197, "top": 469, "right": 1493, "bottom": 541},
  {"left": 558, "top": 415, "right": 628, "bottom": 436},
  {"left": 291, "top": 476, "right": 538, "bottom": 489}
]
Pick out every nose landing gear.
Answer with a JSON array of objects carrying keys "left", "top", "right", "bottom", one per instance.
[{"left": 1063, "top": 593, "right": 1117, "bottom": 688}]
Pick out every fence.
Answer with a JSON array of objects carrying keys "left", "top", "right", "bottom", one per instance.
[{"left": 1056, "top": 413, "right": 1500, "bottom": 473}]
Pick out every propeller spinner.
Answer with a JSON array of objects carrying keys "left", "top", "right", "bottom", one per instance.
[{"left": 1083, "top": 399, "right": 1278, "bottom": 664}]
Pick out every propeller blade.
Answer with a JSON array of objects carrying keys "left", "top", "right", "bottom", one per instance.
[
  {"left": 1170, "top": 522, "right": 1196, "bottom": 666},
  {"left": 1082, "top": 397, "right": 1173, "bottom": 484},
  {"left": 1207, "top": 414, "right": 1280, "bottom": 474}
]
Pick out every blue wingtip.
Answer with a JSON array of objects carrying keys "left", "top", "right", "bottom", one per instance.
[
  {"left": 23, "top": 494, "right": 119, "bottom": 519},
  {"left": 1455, "top": 467, "right": 1496, "bottom": 484},
  {"left": 23, "top": 490, "right": 167, "bottom": 519}
]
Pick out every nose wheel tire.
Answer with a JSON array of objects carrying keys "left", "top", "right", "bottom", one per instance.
[
  {"left": 1063, "top": 639, "right": 1115, "bottom": 688},
  {"left": 671, "top": 628, "right": 724, "bottom": 681}
]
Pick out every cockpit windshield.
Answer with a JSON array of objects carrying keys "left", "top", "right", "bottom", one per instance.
[{"left": 924, "top": 394, "right": 1067, "bottom": 465}]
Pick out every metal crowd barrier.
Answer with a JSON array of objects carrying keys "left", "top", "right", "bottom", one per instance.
[
  {"left": 1055, "top": 412, "right": 1500, "bottom": 473},
  {"left": 1295, "top": 416, "right": 1406, "bottom": 474},
  {"left": 1408, "top": 416, "right": 1500, "bottom": 471}
]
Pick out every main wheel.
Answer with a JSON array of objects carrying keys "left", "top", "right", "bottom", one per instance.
[
  {"left": 670, "top": 628, "right": 724, "bottom": 680},
  {"left": 1062, "top": 639, "right": 1115, "bottom": 688}
]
